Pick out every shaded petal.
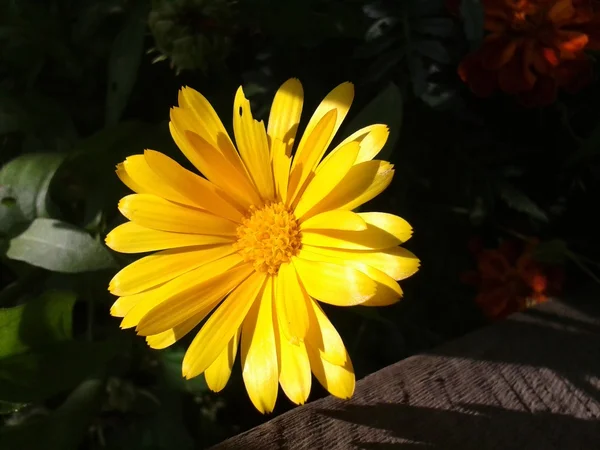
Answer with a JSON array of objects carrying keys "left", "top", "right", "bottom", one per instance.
[
  {"left": 307, "top": 344, "right": 354, "bottom": 400},
  {"left": 105, "top": 222, "right": 234, "bottom": 254},
  {"left": 241, "top": 277, "right": 278, "bottom": 414},
  {"left": 277, "top": 320, "right": 311, "bottom": 405},
  {"left": 271, "top": 138, "right": 291, "bottom": 203},
  {"left": 109, "top": 244, "right": 235, "bottom": 296},
  {"left": 144, "top": 150, "right": 243, "bottom": 222},
  {"left": 145, "top": 311, "right": 205, "bottom": 349},
  {"left": 182, "top": 271, "right": 267, "bottom": 379},
  {"left": 293, "top": 257, "right": 376, "bottom": 306},
  {"left": 303, "top": 161, "right": 394, "bottom": 218},
  {"left": 300, "top": 210, "right": 367, "bottom": 231},
  {"left": 298, "top": 249, "right": 404, "bottom": 307},
  {"left": 110, "top": 290, "right": 150, "bottom": 318},
  {"left": 118, "top": 194, "right": 237, "bottom": 235},
  {"left": 116, "top": 162, "right": 145, "bottom": 193},
  {"left": 233, "top": 87, "right": 275, "bottom": 200},
  {"left": 295, "top": 82, "right": 354, "bottom": 159},
  {"left": 293, "top": 141, "right": 360, "bottom": 219},
  {"left": 336, "top": 124, "right": 390, "bottom": 164},
  {"left": 121, "top": 253, "right": 243, "bottom": 329},
  {"left": 267, "top": 78, "right": 304, "bottom": 155},
  {"left": 204, "top": 328, "right": 241, "bottom": 392},
  {"left": 177, "top": 86, "right": 247, "bottom": 175},
  {"left": 135, "top": 259, "right": 252, "bottom": 335},
  {"left": 275, "top": 263, "right": 309, "bottom": 343},
  {"left": 306, "top": 299, "right": 347, "bottom": 366},
  {"left": 303, "top": 245, "right": 420, "bottom": 281},
  {"left": 170, "top": 109, "right": 261, "bottom": 207},
  {"left": 122, "top": 155, "right": 191, "bottom": 206},
  {"left": 287, "top": 109, "right": 338, "bottom": 206}
]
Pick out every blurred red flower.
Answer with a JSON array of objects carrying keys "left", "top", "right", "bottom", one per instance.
[
  {"left": 462, "top": 238, "right": 565, "bottom": 320},
  {"left": 453, "top": 0, "right": 600, "bottom": 106}
]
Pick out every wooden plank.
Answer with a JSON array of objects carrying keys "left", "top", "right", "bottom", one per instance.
[{"left": 213, "top": 298, "right": 600, "bottom": 449}]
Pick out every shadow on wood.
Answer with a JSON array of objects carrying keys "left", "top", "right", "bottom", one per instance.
[{"left": 213, "top": 293, "right": 600, "bottom": 449}]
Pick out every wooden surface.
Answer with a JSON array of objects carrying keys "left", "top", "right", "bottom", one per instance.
[{"left": 213, "top": 296, "right": 600, "bottom": 449}]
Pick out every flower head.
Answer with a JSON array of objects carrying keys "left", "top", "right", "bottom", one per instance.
[
  {"left": 106, "top": 80, "right": 419, "bottom": 412},
  {"left": 461, "top": 238, "right": 564, "bottom": 320},
  {"left": 456, "top": 0, "right": 600, "bottom": 105}
]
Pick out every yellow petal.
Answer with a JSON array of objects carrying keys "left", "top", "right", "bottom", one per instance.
[
  {"left": 181, "top": 128, "right": 263, "bottom": 208},
  {"left": 293, "top": 257, "right": 376, "bottom": 306},
  {"left": 267, "top": 78, "right": 303, "bottom": 155},
  {"left": 307, "top": 345, "right": 354, "bottom": 400},
  {"left": 205, "top": 328, "right": 241, "bottom": 392},
  {"left": 145, "top": 311, "right": 205, "bottom": 349},
  {"left": 233, "top": 87, "right": 275, "bottom": 200},
  {"left": 306, "top": 160, "right": 394, "bottom": 217},
  {"left": 293, "top": 141, "right": 360, "bottom": 219},
  {"left": 182, "top": 272, "right": 267, "bottom": 379},
  {"left": 304, "top": 245, "right": 421, "bottom": 281},
  {"left": 110, "top": 292, "right": 148, "bottom": 318},
  {"left": 301, "top": 212, "right": 408, "bottom": 250},
  {"left": 271, "top": 138, "right": 291, "bottom": 203},
  {"left": 135, "top": 260, "right": 252, "bottom": 335},
  {"left": 277, "top": 321, "right": 311, "bottom": 405},
  {"left": 121, "top": 253, "right": 243, "bottom": 330},
  {"left": 357, "top": 264, "right": 403, "bottom": 307},
  {"left": 287, "top": 109, "right": 337, "bottom": 206},
  {"left": 320, "top": 124, "right": 389, "bottom": 167},
  {"left": 296, "top": 82, "right": 354, "bottom": 158},
  {"left": 118, "top": 194, "right": 237, "bottom": 235},
  {"left": 177, "top": 86, "right": 247, "bottom": 176},
  {"left": 306, "top": 299, "right": 347, "bottom": 366},
  {"left": 358, "top": 213, "right": 412, "bottom": 243},
  {"left": 144, "top": 150, "right": 243, "bottom": 223},
  {"left": 300, "top": 210, "right": 367, "bottom": 232},
  {"left": 116, "top": 163, "right": 145, "bottom": 193},
  {"left": 105, "top": 222, "right": 234, "bottom": 254},
  {"left": 297, "top": 248, "right": 406, "bottom": 307},
  {"left": 275, "top": 263, "right": 309, "bottom": 343},
  {"left": 109, "top": 244, "right": 235, "bottom": 296},
  {"left": 122, "top": 155, "right": 191, "bottom": 206},
  {"left": 241, "top": 277, "right": 278, "bottom": 414}
]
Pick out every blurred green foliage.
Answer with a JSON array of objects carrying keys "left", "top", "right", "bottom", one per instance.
[{"left": 1, "top": 0, "right": 600, "bottom": 448}]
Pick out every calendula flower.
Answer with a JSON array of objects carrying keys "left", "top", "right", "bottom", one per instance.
[
  {"left": 105, "top": 80, "right": 419, "bottom": 412},
  {"left": 461, "top": 238, "right": 564, "bottom": 320},
  {"left": 455, "top": 0, "right": 600, "bottom": 106}
]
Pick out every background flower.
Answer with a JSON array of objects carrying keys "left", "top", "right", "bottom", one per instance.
[
  {"left": 462, "top": 238, "right": 565, "bottom": 320},
  {"left": 455, "top": 0, "right": 600, "bottom": 105}
]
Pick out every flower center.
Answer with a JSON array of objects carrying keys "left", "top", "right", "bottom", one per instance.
[{"left": 233, "top": 202, "right": 302, "bottom": 275}]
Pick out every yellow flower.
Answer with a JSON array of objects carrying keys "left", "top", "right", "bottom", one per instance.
[{"left": 106, "top": 79, "right": 420, "bottom": 413}]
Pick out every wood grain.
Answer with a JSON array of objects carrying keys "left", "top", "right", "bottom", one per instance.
[{"left": 213, "top": 297, "right": 600, "bottom": 449}]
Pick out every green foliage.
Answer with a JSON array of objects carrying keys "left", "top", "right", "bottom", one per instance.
[
  {"left": 6, "top": 218, "right": 116, "bottom": 273},
  {"left": 0, "top": 153, "right": 65, "bottom": 235}
]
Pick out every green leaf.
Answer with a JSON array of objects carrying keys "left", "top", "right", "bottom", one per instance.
[
  {"left": 495, "top": 181, "right": 548, "bottom": 222},
  {"left": 0, "top": 153, "right": 66, "bottom": 234},
  {"left": 340, "top": 83, "right": 403, "bottom": 162},
  {"left": 412, "top": 40, "right": 452, "bottom": 64},
  {"left": 106, "top": 0, "right": 148, "bottom": 126},
  {"left": 159, "top": 348, "right": 208, "bottom": 395},
  {"left": 0, "top": 290, "right": 75, "bottom": 358},
  {"left": 6, "top": 218, "right": 116, "bottom": 273},
  {"left": 0, "top": 379, "right": 104, "bottom": 450}
]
